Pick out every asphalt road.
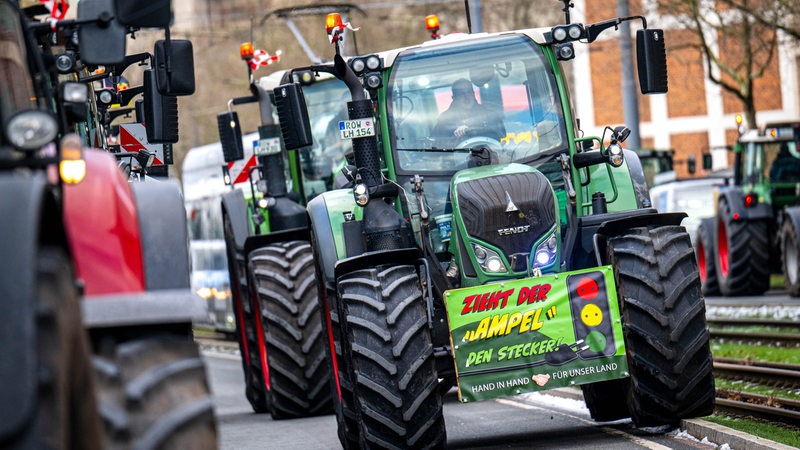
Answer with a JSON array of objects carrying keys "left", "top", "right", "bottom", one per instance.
[
  {"left": 204, "top": 352, "right": 719, "bottom": 450},
  {"left": 203, "top": 291, "right": 800, "bottom": 449}
]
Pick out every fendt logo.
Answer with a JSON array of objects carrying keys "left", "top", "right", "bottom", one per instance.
[{"left": 497, "top": 225, "right": 530, "bottom": 236}]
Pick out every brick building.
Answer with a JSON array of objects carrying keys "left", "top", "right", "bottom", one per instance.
[{"left": 571, "top": 0, "right": 799, "bottom": 178}]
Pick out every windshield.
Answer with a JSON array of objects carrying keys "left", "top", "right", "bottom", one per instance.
[
  {"left": 388, "top": 34, "right": 566, "bottom": 174},
  {"left": 764, "top": 140, "right": 800, "bottom": 183},
  {"left": 299, "top": 78, "right": 351, "bottom": 200}
]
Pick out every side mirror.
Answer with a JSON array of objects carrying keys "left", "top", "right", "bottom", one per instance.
[
  {"left": 114, "top": 0, "right": 171, "bottom": 28},
  {"left": 273, "top": 83, "right": 313, "bottom": 150},
  {"left": 154, "top": 40, "right": 196, "bottom": 96},
  {"left": 217, "top": 111, "right": 244, "bottom": 162},
  {"left": 142, "top": 70, "right": 178, "bottom": 143},
  {"left": 78, "top": 0, "right": 126, "bottom": 65},
  {"left": 612, "top": 126, "right": 631, "bottom": 143},
  {"left": 636, "top": 29, "right": 668, "bottom": 94}
]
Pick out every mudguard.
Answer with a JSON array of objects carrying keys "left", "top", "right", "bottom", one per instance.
[
  {"left": 333, "top": 248, "right": 422, "bottom": 281},
  {"left": 72, "top": 151, "right": 203, "bottom": 327},
  {"left": 568, "top": 208, "right": 686, "bottom": 269},
  {"left": 0, "top": 174, "right": 65, "bottom": 440},
  {"left": 622, "top": 149, "right": 652, "bottom": 208},
  {"left": 64, "top": 149, "right": 146, "bottom": 295},
  {"left": 243, "top": 227, "right": 311, "bottom": 256},
  {"left": 307, "top": 190, "right": 362, "bottom": 283},
  {"left": 718, "top": 186, "right": 773, "bottom": 221},
  {"left": 130, "top": 180, "right": 190, "bottom": 290},
  {"left": 221, "top": 188, "right": 250, "bottom": 251}
]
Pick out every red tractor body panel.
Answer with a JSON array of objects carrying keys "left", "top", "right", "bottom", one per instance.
[{"left": 64, "top": 149, "right": 146, "bottom": 296}]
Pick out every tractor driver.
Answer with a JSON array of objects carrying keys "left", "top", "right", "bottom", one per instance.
[{"left": 432, "top": 78, "right": 505, "bottom": 149}]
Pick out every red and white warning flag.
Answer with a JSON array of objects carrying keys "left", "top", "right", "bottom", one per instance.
[
  {"left": 328, "top": 22, "right": 360, "bottom": 43},
  {"left": 248, "top": 49, "right": 282, "bottom": 71},
  {"left": 39, "top": 0, "right": 68, "bottom": 29}
]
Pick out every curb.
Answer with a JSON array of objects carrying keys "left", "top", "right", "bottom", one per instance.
[
  {"left": 680, "top": 419, "right": 798, "bottom": 450},
  {"left": 547, "top": 388, "right": 796, "bottom": 449}
]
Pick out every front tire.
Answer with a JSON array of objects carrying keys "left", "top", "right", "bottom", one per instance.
[
  {"left": 714, "top": 198, "right": 770, "bottom": 296},
  {"left": 337, "top": 264, "right": 445, "bottom": 449},
  {"left": 93, "top": 335, "right": 217, "bottom": 450},
  {"left": 248, "top": 241, "right": 333, "bottom": 419},
  {"left": 4, "top": 248, "right": 104, "bottom": 450},
  {"left": 608, "top": 225, "right": 715, "bottom": 427}
]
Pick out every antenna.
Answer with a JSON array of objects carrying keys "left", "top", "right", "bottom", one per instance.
[{"left": 558, "top": 0, "right": 574, "bottom": 24}]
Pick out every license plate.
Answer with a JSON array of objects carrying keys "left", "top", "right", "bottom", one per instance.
[
  {"left": 254, "top": 137, "right": 281, "bottom": 156},
  {"left": 339, "top": 119, "right": 375, "bottom": 140}
]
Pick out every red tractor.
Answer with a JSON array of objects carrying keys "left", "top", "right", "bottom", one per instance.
[{"left": 0, "top": 0, "right": 216, "bottom": 447}]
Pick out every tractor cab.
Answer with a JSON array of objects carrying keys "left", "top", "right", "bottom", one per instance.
[
  {"left": 736, "top": 122, "right": 800, "bottom": 211},
  {"left": 387, "top": 33, "right": 568, "bottom": 221}
]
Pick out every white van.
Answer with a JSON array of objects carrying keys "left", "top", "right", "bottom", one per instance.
[{"left": 649, "top": 177, "right": 728, "bottom": 242}]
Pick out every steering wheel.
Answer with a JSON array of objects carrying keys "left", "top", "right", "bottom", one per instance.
[
  {"left": 457, "top": 136, "right": 502, "bottom": 151},
  {"left": 457, "top": 137, "right": 503, "bottom": 167}
]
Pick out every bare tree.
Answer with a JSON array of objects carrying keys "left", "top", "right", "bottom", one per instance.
[
  {"left": 722, "top": 0, "right": 800, "bottom": 40},
  {"left": 658, "top": 0, "right": 782, "bottom": 128}
]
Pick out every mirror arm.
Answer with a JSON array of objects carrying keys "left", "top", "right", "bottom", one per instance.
[
  {"left": 109, "top": 52, "right": 151, "bottom": 77},
  {"left": 119, "top": 85, "right": 144, "bottom": 106},
  {"left": 585, "top": 15, "right": 647, "bottom": 43}
]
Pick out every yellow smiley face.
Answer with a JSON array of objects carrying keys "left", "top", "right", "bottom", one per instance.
[{"left": 580, "top": 304, "right": 603, "bottom": 327}]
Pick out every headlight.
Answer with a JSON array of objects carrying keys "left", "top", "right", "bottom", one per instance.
[
  {"left": 607, "top": 144, "right": 624, "bottom": 167},
  {"left": 354, "top": 183, "right": 369, "bottom": 206},
  {"left": 351, "top": 58, "right": 366, "bottom": 73},
  {"left": 530, "top": 228, "right": 559, "bottom": 271},
  {"left": 365, "top": 73, "right": 382, "bottom": 89},
  {"left": 365, "top": 55, "right": 381, "bottom": 70},
  {"left": 472, "top": 243, "right": 507, "bottom": 273},
  {"left": 552, "top": 26, "right": 568, "bottom": 42},
  {"left": 5, "top": 110, "right": 58, "bottom": 151}
]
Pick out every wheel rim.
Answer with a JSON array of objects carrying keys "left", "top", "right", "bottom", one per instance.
[
  {"left": 786, "top": 234, "right": 799, "bottom": 285},
  {"left": 697, "top": 240, "right": 707, "bottom": 283},
  {"left": 717, "top": 219, "right": 729, "bottom": 278}
]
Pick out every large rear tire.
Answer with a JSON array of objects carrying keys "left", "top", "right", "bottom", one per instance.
[
  {"left": 248, "top": 241, "right": 333, "bottom": 419},
  {"left": 714, "top": 198, "right": 770, "bottom": 296},
  {"left": 696, "top": 218, "right": 720, "bottom": 296},
  {"left": 3, "top": 247, "right": 104, "bottom": 450},
  {"left": 223, "top": 214, "right": 270, "bottom": 413},
  {"left": 336, "top": 264, "right": 446, "bottom": 449},
  {"left": 607, "top": 225, "right": 715, "bottom": 427},
  {"left": 93, "top": 335, "right": 217, "bottom": 449},
  {"left": 780, "top": 219, "right": 800, "bottom": 297}
]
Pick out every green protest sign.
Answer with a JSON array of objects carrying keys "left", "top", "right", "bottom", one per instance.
[{"left": 444, "top": 266, "right": 628, "bottom": 402}]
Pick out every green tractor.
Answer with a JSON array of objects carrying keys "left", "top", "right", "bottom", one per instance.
[
  {"left": 275, "top": 7, "right": 715, "bottom": 447},
  {"left": 218, "top": 54, "right": 351, "bottom": 418},
  {"left": 697, "top": 119, "right": 800, "bottom": 296}
]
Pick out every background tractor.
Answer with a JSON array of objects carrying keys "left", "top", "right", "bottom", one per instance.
[
  {"left": 274, "top": 5, "right": 715, "bottom": 448},
  {"left": 217, "top": 52, "right": 350, "bottom": 418},
  {"left": 0, "top": 0, "right": 217, "bottom": 447},
  {"left": 696, "top": 119, "right": 800, "bottom": 296}
]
